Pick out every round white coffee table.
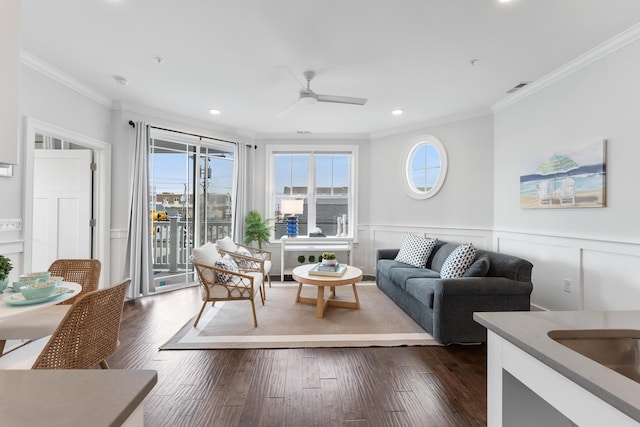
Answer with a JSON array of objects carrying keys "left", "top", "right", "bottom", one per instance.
[{"left": 292, "top": 264, "right": 363, "bottom": 318}]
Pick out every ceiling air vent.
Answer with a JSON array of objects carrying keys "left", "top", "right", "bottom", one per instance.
[{"left": 506, "top": 81, "right": 531, "bottom": 94}]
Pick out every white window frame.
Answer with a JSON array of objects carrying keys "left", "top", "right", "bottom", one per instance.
[
  {"left": 266, "top": 144, "right": 358, "bottom": 242},
  {"left": 401, "top": 135, "right": 448, "bottom": 200}
]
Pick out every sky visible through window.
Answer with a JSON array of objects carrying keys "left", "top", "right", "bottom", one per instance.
[{"left": 151, "top": 152, "right": 233, "bottom": 195}]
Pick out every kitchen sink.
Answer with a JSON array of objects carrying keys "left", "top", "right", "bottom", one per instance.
[{"left": 548, "top": 329, "right": 640, "bottom": 383}]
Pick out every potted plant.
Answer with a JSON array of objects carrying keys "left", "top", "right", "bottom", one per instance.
[
  {"left": 243, "top": 210, "right": 274, "bottom": 249},
  {"left": 0, "top": 255, "right": 13, "bottom": 290},
  {"left": 321, "top": 252, "right": 337, "bottom": 266}
]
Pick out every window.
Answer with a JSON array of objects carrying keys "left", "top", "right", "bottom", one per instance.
[
  {"left": 401, "top": 135, "right": 448, "bottom": 199},
  {"left": 268, "top": 145, "right": 357, "bottom": 240}
]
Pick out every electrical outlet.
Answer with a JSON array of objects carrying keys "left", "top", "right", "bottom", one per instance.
[{"left": 563, "top": 279, "right": 571, "bottom": 293}]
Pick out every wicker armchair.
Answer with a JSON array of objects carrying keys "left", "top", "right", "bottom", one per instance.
[
  {"left": 192, "top": 260, "right": 264, "bottom": 328},
  {"left": 0, "top": 258, "right": 102, "bottom": 356},
  {"left": 32, "top": 279, "right": 131, "bottom": 369},
  {"left": 216, "top": 240, "right": 272, "bottom": 299}
]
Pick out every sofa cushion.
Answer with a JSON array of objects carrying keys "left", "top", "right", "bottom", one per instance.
[
  {"left": 405, "top": 279, "right": 438, "bottom": 309},
  {"left": 394, "top": 233, "right": 437, "bottom": 268},
  {"left": 463, "top": 254, "right": 491, "bottom": 277},
  {"left": 429, "top": 243, "right": 459, "bottom": 272},
  {"left": 377, "top": 259, "right": 415, "bottom": 277},
  {"left": 389, "top": 268, "right": 441, "bottom": 290},
  {"left": 440, "top": 244, "right": 476, "bottom": 279}
]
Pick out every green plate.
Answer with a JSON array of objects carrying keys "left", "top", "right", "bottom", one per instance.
[{"left": 4, "top": 287, "right": 69, "bottom": 306}]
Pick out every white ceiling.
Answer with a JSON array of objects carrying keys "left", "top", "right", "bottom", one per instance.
[{"left": 20, "top": 1, "right": 640, "bottom": 136}]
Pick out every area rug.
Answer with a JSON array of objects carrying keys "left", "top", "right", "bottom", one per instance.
[{"left": 160, "top": 282, "right": 439, "bottom": 350}]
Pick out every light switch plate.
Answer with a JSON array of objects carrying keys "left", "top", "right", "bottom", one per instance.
[{"left": 0, "top": 219, "right": 22, "bottom": 231}]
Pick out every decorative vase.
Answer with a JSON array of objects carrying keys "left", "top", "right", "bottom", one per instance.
[
  {"left": 321, "top": 259, "right": 337, "bottom": 266},
  {"left": 341, "top": 214, "right": 348, "bottom": 237}
]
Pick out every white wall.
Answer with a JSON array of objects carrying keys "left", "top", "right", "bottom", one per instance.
[
  {"left": 363, "top": 115, "right": 495, "bottom": 273},
  {"left": 493, "top": 38, "right": 640, "bottom": 311},
  {"left": 0, "top": 0, "right": 19, "bottom": 166}
]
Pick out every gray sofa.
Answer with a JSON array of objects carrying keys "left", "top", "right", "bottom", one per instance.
[{"left": 376, "top": 241, "right": 533, "bottom": 344}]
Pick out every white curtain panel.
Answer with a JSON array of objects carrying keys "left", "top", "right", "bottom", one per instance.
[
  {"left": 124, "top": 122, "right": 155, "bottom": 297},
  {"left": 232, "top": 143, "right": 252, "bottom": 243}
]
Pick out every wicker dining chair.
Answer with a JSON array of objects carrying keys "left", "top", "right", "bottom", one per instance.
[
  {"left": 31, "top": 278, "right": 131, "bottom": 370},
  {"left": 0, "top": 258, "right": 102, "bottom": 356},
  {"left": 48, "top": 259, "right": 101, "bottom": 305}
]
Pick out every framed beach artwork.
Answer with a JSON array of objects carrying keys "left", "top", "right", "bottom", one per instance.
[{"left": 520, "top": 140, "right": 607, "bottom": 209}]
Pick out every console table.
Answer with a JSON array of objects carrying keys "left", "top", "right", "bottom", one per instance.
[{"left": 280, "top": 236, "right": 354, "bottom": 281}]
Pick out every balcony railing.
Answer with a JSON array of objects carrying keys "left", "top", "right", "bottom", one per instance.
[{"left": 152, "top": 217, "right": 232, "bottom": 273}]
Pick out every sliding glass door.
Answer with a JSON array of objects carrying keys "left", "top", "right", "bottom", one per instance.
[{"left": 149, "top": 133, "right": 234, "bottom": 291}]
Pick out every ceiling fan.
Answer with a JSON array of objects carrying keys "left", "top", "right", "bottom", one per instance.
[{"left": 278, "top": 70, "right": 367, "bottom": 117}]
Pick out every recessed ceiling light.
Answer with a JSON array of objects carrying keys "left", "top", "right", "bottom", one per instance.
[
  {"left": 209, "top": 109, "right": 221, "bottom": 115},
  {"left": 392, "top": 109, "right": 404, "bottom": 116},
  {"left": 499, "top": 0, "right": 512, "bottom": 3}
]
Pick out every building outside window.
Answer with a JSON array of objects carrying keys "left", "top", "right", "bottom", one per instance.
[{"left": 268, "top": 145, "right": 357, "bottom": 240}]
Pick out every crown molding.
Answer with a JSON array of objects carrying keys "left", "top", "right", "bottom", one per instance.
[
  {"left": 370, "top": 108, "right": 492, "bottom": 139},
  {"left": 492, "top": 22, "right": 640, "bottom": 113},
  {"left": 113, "top": 101, "right": 256, "bottom": 140},
  {"left": 255, "top": 132, "right": 370, "bottom": 140},
  {"left": 20, "top": 50, "right": 112, "bottom": 107}
]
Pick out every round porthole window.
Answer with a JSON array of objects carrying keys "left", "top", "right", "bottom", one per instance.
[{"left": 401, "top": 135, "right": 448, "bottom": 199}]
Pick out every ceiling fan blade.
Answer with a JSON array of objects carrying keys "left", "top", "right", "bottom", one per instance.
[
  {"left": 276, "top": 65, "right": 306, "bottom": 89},
  {"left": 277, "top": 98, "right": 302, "bottom": 118},
  {"left": 317, "top": 94, "right": 367, "bottom": 105}
]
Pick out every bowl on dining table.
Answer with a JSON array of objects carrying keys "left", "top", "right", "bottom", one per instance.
[
  {"left": 20, "top": 280, "right": 58, "bottom": 300},
  {"left": 48, "top": 276, "right": 64, "bottom": 285},
  {"left": 19, "top": 271, "right": 51, "bottom": 282},
  {"left": 12, "top": 278, "right": 39, "bottom": 292}
]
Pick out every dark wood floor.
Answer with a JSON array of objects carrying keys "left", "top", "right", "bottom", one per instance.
[{"left": 108, "top": 286, "right": 487, "bottom": 427}]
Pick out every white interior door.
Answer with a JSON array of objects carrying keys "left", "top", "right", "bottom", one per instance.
[{"left": 32, "top": 149, "right": 92, "bottom": 271}]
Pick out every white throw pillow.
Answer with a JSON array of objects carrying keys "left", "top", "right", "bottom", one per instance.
[
  {"left": 192, "top": 242, "right": 221, "bottom": 266},
  {"left": 394, "top": 233, "right": 437, "bottom": 268},
  {"left": 216, "top": 236, "right": 238, "bottom": 253},
  {"left": 440, "top": 243, "right": 476, "bottom": 279}
]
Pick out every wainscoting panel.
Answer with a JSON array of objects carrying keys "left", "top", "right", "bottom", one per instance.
[
  {"left": 109, "top": 229, "right": 128, "bottom": 285},
  {"left": 364, "top": 225, "right": 493, "bottom": 276},
  {"left": 496, "top": 236, "right": 579, "bottom": 311},
  {"left": 583, "top": 249, "right": 640, "bottom": 311},
  {"left": 495, "top": 231, "right": 640, "bottom": 312}
]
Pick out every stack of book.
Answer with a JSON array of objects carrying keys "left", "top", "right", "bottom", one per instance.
[{"left": 308, "top": 262, "right": 347, "bottom": 277}]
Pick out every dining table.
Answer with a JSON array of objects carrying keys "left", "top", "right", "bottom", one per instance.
[{"left": 0, "top": 281, "right": 82, "bottom": 321}]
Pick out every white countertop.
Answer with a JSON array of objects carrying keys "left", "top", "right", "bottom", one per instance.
[
  {"left": 0, "top": 369, "right": 157, "bottom": 426},
  {"left": 475, "top": 310, "right": 640, "bottom": 422}
]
